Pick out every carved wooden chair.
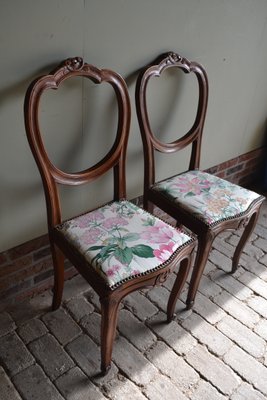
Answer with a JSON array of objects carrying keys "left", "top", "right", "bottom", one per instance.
[
  {"left": 24, "top": 57, "right": 196, "bottom": 374},
  {"left": 135, "top": 52, "right": 265, "bottom": 310}
]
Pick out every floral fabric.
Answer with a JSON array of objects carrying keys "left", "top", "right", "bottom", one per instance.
[
  {"left": 153, "top": 170, "right": 262, "bottom": 226},
  {"left": 56, "top": 200, "right": 192, "bottom": 289}
]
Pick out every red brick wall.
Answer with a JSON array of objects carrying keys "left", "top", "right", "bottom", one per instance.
[{"left": 0, "top": 147, "right": 265, "bottom": 310}]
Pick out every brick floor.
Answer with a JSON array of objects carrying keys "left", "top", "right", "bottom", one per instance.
[{"left": 0, "top": 200, "right": 267, "bottom": 399}]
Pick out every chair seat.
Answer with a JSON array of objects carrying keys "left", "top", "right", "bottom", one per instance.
[
  {"left": 153, "top": 170, "right": 262, "bottom": 227},
  {"left": 56, "top": 200, "right": 193, "bottom": 289}
]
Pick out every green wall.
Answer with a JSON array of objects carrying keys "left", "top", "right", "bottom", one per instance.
[{"left": 1, "top": 0, "right": 267, "bottom": 251}]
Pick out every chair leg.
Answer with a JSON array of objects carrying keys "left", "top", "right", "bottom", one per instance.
[
  {"left": 100, "top": 295, "right": 120, "bottom": 375},
  {"left": 167, "top": 256, "right": 192, "bottom": 322},
  {"left": 232, "top": 210, "right": 260, "bottom": 274},
  {"left": 51, "top": 244, "right": 65, "bottom": 311},
  {"left": 186, "top": 232, "right": 214, "bottom": 310}
]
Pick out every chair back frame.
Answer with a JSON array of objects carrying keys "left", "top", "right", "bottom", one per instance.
[
  {"left": 136, "top": 51, "right": 209, "bottom": 190},
  {"left": 24, "top": 57, "right": 131, "bottom": 231}
]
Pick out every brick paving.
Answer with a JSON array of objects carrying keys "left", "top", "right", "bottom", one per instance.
[{"left": 0, "top": 199, "right": 267, "bottom": 399}]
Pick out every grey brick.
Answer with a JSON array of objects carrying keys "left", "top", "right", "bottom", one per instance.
[
  {"left": 193, "top": 292, "right": 226, "bottom": 325},
  {"left": 42, "top": 308, "right": 81, "bottom": 345},
  {"left": 64, "top": 296, "right": 94, "bottom": 322},
  {"left": 8, "top": 291, "right": 52, "bottom": 325},
  {"left": 113, "top": 336, "right": 157, "bottom": 385},
  {"left": 147, "top": 286, "right": 172, "bottom": 312},
  {"left": 80, "top": 311, "right": 101, "bottom": 345},
  {"left": 84, "top": 287, "right": 101, "bottom": 311},
  {"left": 231, "top": 382, "right": 266, "bottom": 400},
  {"left": 66, "top": 334, "right": 107, "bottom": 377},
  {"left": 209, "top": 249, "right": 232, "bottom": 272},
  {"left": 55, "top": 367, "right": 108, "bottom": 400},
  {"left": 213, "top": 235, "right": 235, "bottom": 257},
  {"left": 240, "top": 253, "right": 267, "bottom": 280},
  {"left": 144, "top": 373, "right": 188, "bottom": 400},
  {"left": 243, "top": 242, "right": 264, "bottom": 259},
  {"left": 217, "top": 315, "right": 265, "bottom": 358},
  {"left": 0, "top": 366, "right": 22, "bottom": 400},
  {"left": 182, "top": 312, "right": 232, "bottom": 356},
  {"left": 186, "top": 344, "right": 240, "bottom": 396},
  {"left": 0, "top": 312, "right": 16, "bottom": 337},
  {"left": 12, "top": 364, "right": 64, "bottom": 400},
  {"left": 147, "top": 311, "right": 197, "bottom": 355},
  {"left": 214, "top": 290, "right": 259, "bottom": 328},
  {"left": 254, "top": 319, "right": 267, "bottom": 340},
  {"left": 197, "top": 275, "right": 222, "bottom": 299},
  {"left": 29, "top": 333, "right": 74, "bottom": 380},
  {"left": 146, "top": 341, "right": 199, "bottom": 392},
  {"left": 259, "top": 253, "right": 267, "bottom": 266},
  {"left": 247, "top": 295, "right": 267, "bottom": 318},
  {"left": 224, "top": 345, "right": 267, "bottom": 396},
  {"left": 225, "top": 233, "right": 241, "bottom": 247},
  {"left": 0, "top": 332, "right": 34, "bottom": 376},
  {"left": 118, "top": 309, "right": 156, "bottom": 351},
  {"left": 210, "top": 269, "right": 253, "bottom": 301},
  {"left": 191, "top": 380, "right": 227, "bottom": 400},
  {"left": 254, "top": 224, "right": 267, "bottom": 240},
  {"left": 253, "top": 237, "right": 267, "bottom": 252},
  {"left": 123, "top": 290, "right": 158, "bottom": 321},
  {"left": 202, "top": 259, "right": 217, "bottom": 275},
  {"left": 238, "top": 271, "right": 267, "bottom": 300},
  {"left": 62, "top": 275, "right": 90, "bottom": 302},
  {"left": 17, "top": 318, "right": 48, "bottom": 344},
  {"left": 104, "top": 375, "right": 147, "bottom": 400}
]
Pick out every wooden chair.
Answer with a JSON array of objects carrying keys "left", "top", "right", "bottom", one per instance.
[
  {"left": 24, "top": 57, "right": 196, "bottom": 374},
  {"left": 135, "top": 51, "right": 265, "bottom": 310}
]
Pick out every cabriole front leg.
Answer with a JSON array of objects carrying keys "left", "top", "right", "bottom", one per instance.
[
  {"left": 167, "top": 255, "right": 192, "bottom": 322},
  {"left": 232, "top": 210, "right": 260, "bottom": 274},
  {"left": 186, "top": 231, "right": 214, "bottom": 309}
]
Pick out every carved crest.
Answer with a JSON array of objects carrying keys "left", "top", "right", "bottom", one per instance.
[
  {"left": 167, "top": 52, "right": 182, "bottom": 64},
  {"left": 65, "top": 57, "right": 84, "bottom": 71}
]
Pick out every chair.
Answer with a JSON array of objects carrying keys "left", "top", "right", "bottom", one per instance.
[
  {"left": 24, "top": 57, "right": 196, "bottom": 374},
  {"left": 135, "top": 51, "right": 265, "bottom": 310}
]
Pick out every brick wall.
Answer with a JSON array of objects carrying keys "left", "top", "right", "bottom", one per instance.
[{"left": 0, "top": 147, "right": 265, "bottom": 310}]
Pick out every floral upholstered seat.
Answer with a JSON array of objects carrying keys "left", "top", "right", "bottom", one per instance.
[
  {"left": 153, "top": 170, "right": 262, "bottom": 227},
  {"left": 56, "top": 201, "right": 193, "bottom": 289}
]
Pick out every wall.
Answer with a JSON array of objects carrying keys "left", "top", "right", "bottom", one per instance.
[{"left": 1, "top": 0, "right": 267, "bottom": 252}]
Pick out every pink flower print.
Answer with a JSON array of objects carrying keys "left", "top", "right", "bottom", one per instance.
[
  {"left": 81, "top": 227, "right": 102, "bottom": 245},
  {"left": 173, "top": 176, "right": 211, "bottom": 195},
  {"left": 75, "top": 211, "right": 104, "bottom": 228},
  {"left": 140, "top": 221, "right": 174, "bottom": 243},
  {"left": 106, "top": 264, "right": 121, "bottom": 277},
  {"left": 103, "top": 216, "right": 128, "bottom": 229},
  {"left": 153, "top": 242, "right": 175, "bottom": 262}
]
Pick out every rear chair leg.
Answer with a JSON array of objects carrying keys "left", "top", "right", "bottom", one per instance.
[
  {"left": 100, "top": 295, "right": 121, "bottom": 375},
  {"left": 51, "top": 244, "right": 65, "bottom": 310}
]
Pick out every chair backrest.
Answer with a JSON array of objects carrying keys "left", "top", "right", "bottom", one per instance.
[
  {"left": 135, "top": 51, "right": 209, "bottom": 186},
  {"left": 24, "top": 57, "right": 131, "bottom": 230}
]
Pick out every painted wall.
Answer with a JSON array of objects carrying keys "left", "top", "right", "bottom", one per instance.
[{"left": 1, "top": 0, "right": 267, "bottom": 252}]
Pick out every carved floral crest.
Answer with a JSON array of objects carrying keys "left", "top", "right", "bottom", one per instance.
[{"left": 65, "top": 57, "right": 84, "bottom": 71}]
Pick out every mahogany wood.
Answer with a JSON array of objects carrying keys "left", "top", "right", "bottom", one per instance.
[
  {"left": 135, "top": 52, "right": 265, "bottom": 310},
  {"left": 24, "top": 57, "right": 196, "bottom": 374}
]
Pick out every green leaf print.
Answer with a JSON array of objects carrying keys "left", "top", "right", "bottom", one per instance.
[
  {"left": 132, "top": 244, "right": 154, "bottom": 258},
  {"left": 114, "top": 247, "right": 133, "bottom": 265}
]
